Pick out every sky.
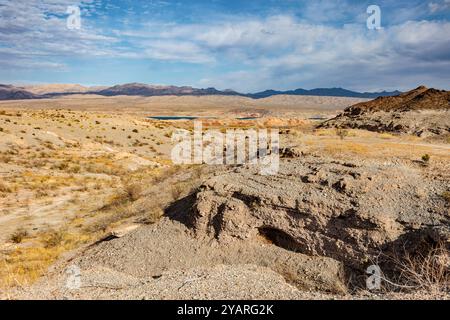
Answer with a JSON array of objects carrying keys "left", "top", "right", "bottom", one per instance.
[{"left": 0, "top": 0, "right": 449, "bottom": 92}]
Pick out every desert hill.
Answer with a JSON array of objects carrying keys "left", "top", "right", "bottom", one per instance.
[
  {"left": 22, "top": 84, "right": 107, "bottom": 95},
  {"left": 0, "top": 84, "right": 37, "bottom": 100},
  {"left": 321, "top": 86, "right": 450, "bottom": 137}
]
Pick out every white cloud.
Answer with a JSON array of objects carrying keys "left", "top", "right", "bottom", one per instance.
[
  {"left": 429, "top": 0, "right": 450, "bottom": 13},
  {"left": 0, "top": 0, "right": 118, "bottom": 69},
  {"left": 1, "top": 1, "right": 449, "bottom": 91},
  {"left": 143, "top": 41, "right": 214, "bottom": 63}
]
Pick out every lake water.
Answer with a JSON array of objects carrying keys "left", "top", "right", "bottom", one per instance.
[{"left": 149, "top": 116, "right": 260, "bottom": 121}]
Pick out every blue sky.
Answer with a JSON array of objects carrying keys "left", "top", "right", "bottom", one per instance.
[{"left": 0, "top": 0, "right": 449, "bottom": 92}]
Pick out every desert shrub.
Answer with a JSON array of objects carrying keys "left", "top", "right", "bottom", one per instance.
[
  {"left": 42, "top": 229, "right": 65, "bottom": 248},
  {"left": 422, "top": 154, "right": 431, "bottom": 164},
  {"left": 84, "top": 203, "right": 134, "bottom": 233},
  {"left": 35, "top": 189, "right": 50, "bottom": 198},
  {"left": 0, "top": 155, "right": 12, "bottom": 163},
  {"left": 124, "top": 182, "right": 143, "bottom": 202},
  {"left": 132, "top": 129, "right": 139, "bottom": 133},
  {"left": 442, "top": 191, "right": 450, "bottom": 203},
  {"left": 0, "top": 127, "right": 3, "bottom": 132},
  {"left": 53, "top": 162, "right": 69, "bottom": 171},
  {"left": 390, "top": 242, "right": 449, "bottom": 293},
  {"left": 42, "top": 141, "right": 55, "bottom": 150},
  {"left": 0, "top": 181, "right": 12, "bottom": 193},
  {"left": 69, "top": 165, "right": 81, "bottom": 174},
  {"left": 336, "top": 128, "right": 349, "bottom": 140},
  {"left": 171, "top": 181, "right": 198, "bottom": 201},
  {"left": 140, "top": 206, "right": 164, "bottom": 225},
  {"left": 171, "top": 184, "right": 184, "bottom": 200},
  {"left": 9, "top": 229, "right": 28, "bottom": 244}
]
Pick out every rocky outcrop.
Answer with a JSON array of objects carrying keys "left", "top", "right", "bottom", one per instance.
[
  {"left": 321, "top": 86, "right": 450, "bottom": 137},
  {"left": 185, "top": 157, "right": 449, "bottom": 271}
]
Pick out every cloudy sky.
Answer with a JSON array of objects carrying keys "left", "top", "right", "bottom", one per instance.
[{"left": 0, "top": 0, "right": 449, "bottom": 92}]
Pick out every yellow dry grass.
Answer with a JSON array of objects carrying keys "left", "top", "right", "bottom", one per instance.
[
  {"left": 0, "top": 231, "right": 93, "bottom": 289},
  {"left": 324, "top": 142, "right": 369, "bottom": 156}
]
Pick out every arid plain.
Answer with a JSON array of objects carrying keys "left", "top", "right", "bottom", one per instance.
[{"left": 0, "top": 92, "right": 448, "bottom": 299}]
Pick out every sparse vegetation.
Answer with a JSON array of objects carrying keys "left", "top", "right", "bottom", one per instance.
[
  {"left": 442, "top": 191, "right": 450, "bottom": 203},
  {"left": 0, "top": 102, "right": 448, "bottom": 300},
  {"left": 422, "top": 154, "right": 431, "bottom": 165},
  {"left": 171, "top": 183, "right": 185, "bottom": 200},
  {"left": 384, "top": 242, "right": 449, "bottom": 294},
  {"left": 0, "top": 181, "right": 11, "bottom": 193},
  {"left": 9, "top": 229, "right": 28, "bottom": 244},
  {"left": 42, "top": 229, "right": 66, "bottom": 248},
  {"left": 336, "top": 128, "right": 349, "bottom": 140}
]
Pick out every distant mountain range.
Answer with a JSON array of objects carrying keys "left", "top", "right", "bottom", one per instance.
[
  {"left": 0, "top": 82, "right": 402, "bottom": 101},
  {"left": 247, "top": 88, "right": 402, "bottom": 99}
]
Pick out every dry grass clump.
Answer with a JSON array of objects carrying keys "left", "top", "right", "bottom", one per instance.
[
  {"left": 421, "top": 154, "right": 431, "bottom": 165},
  {"left": 171, "top": 183, "right": 185, "bottom": 201},
  {"left": 124, "top": 182, "right": 143, "bottom": 202},
  {"left": 42, "top": 229, "right": 66, "bottom": 248},
  {"left": 171, "top": 180, "right": 198, "bottom": 201},
  {"left": 141, "top": 206, "right": 165, "bottom": 225},
  {"left": 0, "top": 181, "right": 13, "bottom": 193},
  {"left": 336, "top": 128, "right": 349, "bottom": 140},
  {"left": 84, "top": 202, "right": 136, "bottom": 233},
  {"left": 371, "top": 242, "right": 450, "bottom": 295},
  {"left": 324, "top": 142, "right": 369, "bottom": 156},
  {"left": 9, "top": 229, "right": 28, "bottom": 244},
  {"left": 442, "top": 191, "right": 450, "bottom": 203},
  {"left": 0, "top": 154, "right": 12, "bottom": 163},
  {"left": 390, "top": 243, "right": 449, "bottom": 294},
  {"left": 0, "top": 230, "right": 92, "bottom": 289},
  {"left": 84, "top": 162, "right": 127, "bottom": 176}
]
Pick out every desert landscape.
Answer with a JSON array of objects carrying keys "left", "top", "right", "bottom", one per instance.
[
  {"left": 1, "top": 0, "right": 450, "bottom": 304},
  {"left": 0, "top": 85, "right": 448, "bottom": 300}
]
